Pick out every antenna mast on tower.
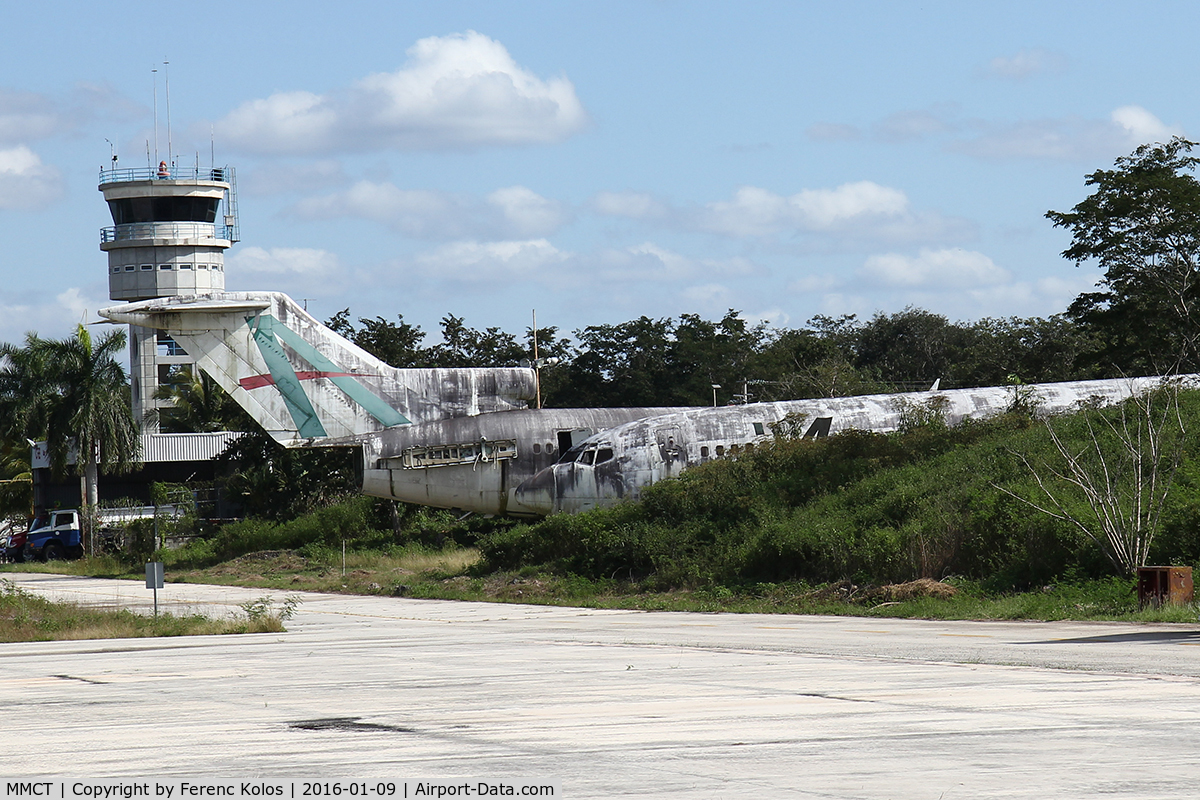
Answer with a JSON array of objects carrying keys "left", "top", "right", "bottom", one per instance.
[
  {"left": 151, "top": 66, "right": 159, "bottom": 164},
  {"left": 164, "top": 59, "right": 172, "bottom": 168}
]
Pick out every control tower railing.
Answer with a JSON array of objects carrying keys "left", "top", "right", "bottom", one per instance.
[
  {"left": 100, "top": 221, "right": 235, "bottom": 244},
  {"left": 99, "top": 166, "right": 233, "bottom": 185}
]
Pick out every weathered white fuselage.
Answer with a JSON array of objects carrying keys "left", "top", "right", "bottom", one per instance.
[
  {"left": 511, "top": 376, "right": 1185, "bottom": 515},
  {"left": 100, "top": 291, "right": 1191, "bottom": 520}
]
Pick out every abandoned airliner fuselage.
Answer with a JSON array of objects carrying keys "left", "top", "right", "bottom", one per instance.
[{"left": 100, "top": 291, "right": 1186, "bottom": 518}]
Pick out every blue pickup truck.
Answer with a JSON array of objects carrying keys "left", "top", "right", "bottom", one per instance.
[{"left": 22, "top": 510, "right": 85, "bottom": 561}]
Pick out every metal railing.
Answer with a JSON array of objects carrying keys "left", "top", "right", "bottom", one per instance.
[
  {"left": 100, "top": 221, "right": 234, "bottom": 244},
  {"left": 99, "top": 165, "right": 232, "bottom": 184}
]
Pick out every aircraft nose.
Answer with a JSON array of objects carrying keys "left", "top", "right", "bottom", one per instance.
[{"left": 512, "top": 465, "right": 557, "bottom": 516}]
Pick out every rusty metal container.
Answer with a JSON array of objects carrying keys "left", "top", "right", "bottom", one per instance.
[{"left": 1136, "top": 566, "right": 1194, "bottom": 608}]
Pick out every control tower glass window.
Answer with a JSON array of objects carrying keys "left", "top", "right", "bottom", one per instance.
[{"left": 107, "top": 197, "right": 220, "bottom": 224}]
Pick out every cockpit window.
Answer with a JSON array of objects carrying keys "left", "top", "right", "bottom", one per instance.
[
  {"left": 578, "top": 448, "right": 596, "bottom": 465},
  {"left": 595, "top": 447, "right": 614, "bottom": 464}
]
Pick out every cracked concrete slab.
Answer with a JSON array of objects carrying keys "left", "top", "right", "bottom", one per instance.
[{"left": 4, "top": 572, "right": 1200, "bottom": 798}]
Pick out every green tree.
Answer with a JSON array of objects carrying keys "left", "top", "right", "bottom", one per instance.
[
  {"left": 328, "top": 309, "right": 430, "bottom": 367},
  {"left": 748, "top": 317, "right": 884, "bottom": 400},
  {"left": 148, "top": 369, "right": 252, "bottom": 433},
  {"left": 1048, "top": 137, "right": 1200, "bottom": 374},
  {"left": 0, "top": 440, "right": 32, "bottom": 519},
  {"left": 428, "top": 314, "right": 527, "bottom": 367},
  {"left": 672, "top": 311, "right": 764, "bottom": 404},
  {"left": 524, "top": 323, "right": 574, "bottom": 408},
  {"left": 216, "top": 429, "right": 359, "bottom": 521},
  {"left": 0, "top": 325, "right": 140, "bottom": 547},
  {"left": 560, "top": 316, "right": 677, "bottom": 406},
  {"left": 853, "top": 308, "right": 968, "bottom": 388}
]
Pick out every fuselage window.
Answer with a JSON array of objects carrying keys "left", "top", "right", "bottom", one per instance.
[
  {"left": 596, "top": 448, "right": 614, "bottom": 464},
  {"left": 124, "top": 265, "right": 134, "bottom": 271},
  {"left": 700, "top": 446, "right": 709, "bottom": 458},
  {"left": 532, "top": 443, "right": 541, "bottom": 454},
  {"left": 140, "top": 264, "right": 152, "bottom": 271},
  {"left": 159, "top": 264, "right": 173, "bottom": 270},
  {"left": 715, "top": 445, "right": 725, "bottom": 457},
  {"left": 752, "top": 422, "right": 765, "bottom": 436},
  {"left": 546, "top": 443, "right": 555, "bottom": 454}
]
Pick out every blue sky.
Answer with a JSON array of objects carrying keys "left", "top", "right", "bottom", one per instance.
[{"left": 0, "top": 1, "right": 1194, "bottom": 347}]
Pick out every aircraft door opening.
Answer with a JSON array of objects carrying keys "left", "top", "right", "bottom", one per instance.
[{"left": 557, "top": 428, "right": 593, "bottom": 454}]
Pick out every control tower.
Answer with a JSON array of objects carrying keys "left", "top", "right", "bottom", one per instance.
[{"left": 99, "top": 163, "right": 239, "bottom": 429}]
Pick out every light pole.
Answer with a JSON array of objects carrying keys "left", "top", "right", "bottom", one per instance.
[{"left": 711, "top": 384, "right": 721, "bottom": 407}]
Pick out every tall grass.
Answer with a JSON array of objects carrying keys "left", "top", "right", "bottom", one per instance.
[{"left": 0, "top": 578, "right": 283, "bottom": 642}]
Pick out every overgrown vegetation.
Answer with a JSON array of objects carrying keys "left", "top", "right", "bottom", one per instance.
[{"left": 477, "top": 389, "right": 1200, "bottom": 593}]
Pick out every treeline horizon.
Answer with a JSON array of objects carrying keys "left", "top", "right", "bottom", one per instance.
[{"left": 326, "top": 303, "right": 1137, "bottom": 410}]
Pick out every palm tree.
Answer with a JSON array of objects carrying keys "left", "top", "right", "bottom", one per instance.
[
  {"left": 146, "top": 369, "right": 252, "bottom": 433},
  {"left": 0, "top": 441, "right": 32, "bottom": 518},
  {"left": 0, "top": 325, "right": 140, "bottom": 550}
]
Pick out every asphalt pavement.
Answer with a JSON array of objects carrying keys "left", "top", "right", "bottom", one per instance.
[{"left": 3, "top": 571, "right": 1200, "bottom": 799}]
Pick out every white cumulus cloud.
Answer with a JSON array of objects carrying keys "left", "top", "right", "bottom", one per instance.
[
  {"left": 698, "top": 182, "right": 913, "bottom": 237},
  {"left": 872, "top": 107, "right": 956, "bottom": 143},
  {"left": 859, "top": 248, "right": 1010, "bottom": 289},
  {"left": 0, "top": 90, "right": 61, "bottom": 145},
  {"left": 0, "top": 145, "right": 63, "bottom": 209},
  {"left": 682, "top": 283, "right": 736, "bottom": 309},
  {"left": 486, "top": 186, "right": 570, "bottom": 237},
  {"left": 293, "top": 181, "right": 566, "bottom": 240},
  {"left": 0, "top": 287, "right": 113, "bottom": 345},
  {"left": 216, "top": 31, "right": 587, "bottom": 154},
  {"left": 413, "top": 239, "right": 570, "bottom": 284},
  {"left": 954, "top": 105, "right": 1184, "bottom": 161},
  {"left": 1111, "top": 105, "right": 1184, "bottom": 145},
  {"left": 590, "top": 191, "right": 671, "bottom": 220},
  {"left": 225, "top": 247, "right": 344, "bottom": 297},
  {"left": 596, "top": 243, "right": 759, "bottom": 282},
  {"left": 229, "top": 246, "right": 340, "bottom": 276},
  {"left": 243, "top": 160, "right": 349, "bottom": 196}
]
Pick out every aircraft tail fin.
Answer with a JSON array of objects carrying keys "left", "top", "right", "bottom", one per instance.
[{"left": 100, "top": 292, "right": 536, "bottom": 445}]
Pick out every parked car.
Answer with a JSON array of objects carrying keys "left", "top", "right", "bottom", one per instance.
[{"left": 2, "top": 520, "right": 28, "bottom": 563}]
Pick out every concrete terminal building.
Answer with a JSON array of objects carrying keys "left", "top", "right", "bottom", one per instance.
[{"left": 98, "top": 162, "right": 240, "bottom": 429}]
